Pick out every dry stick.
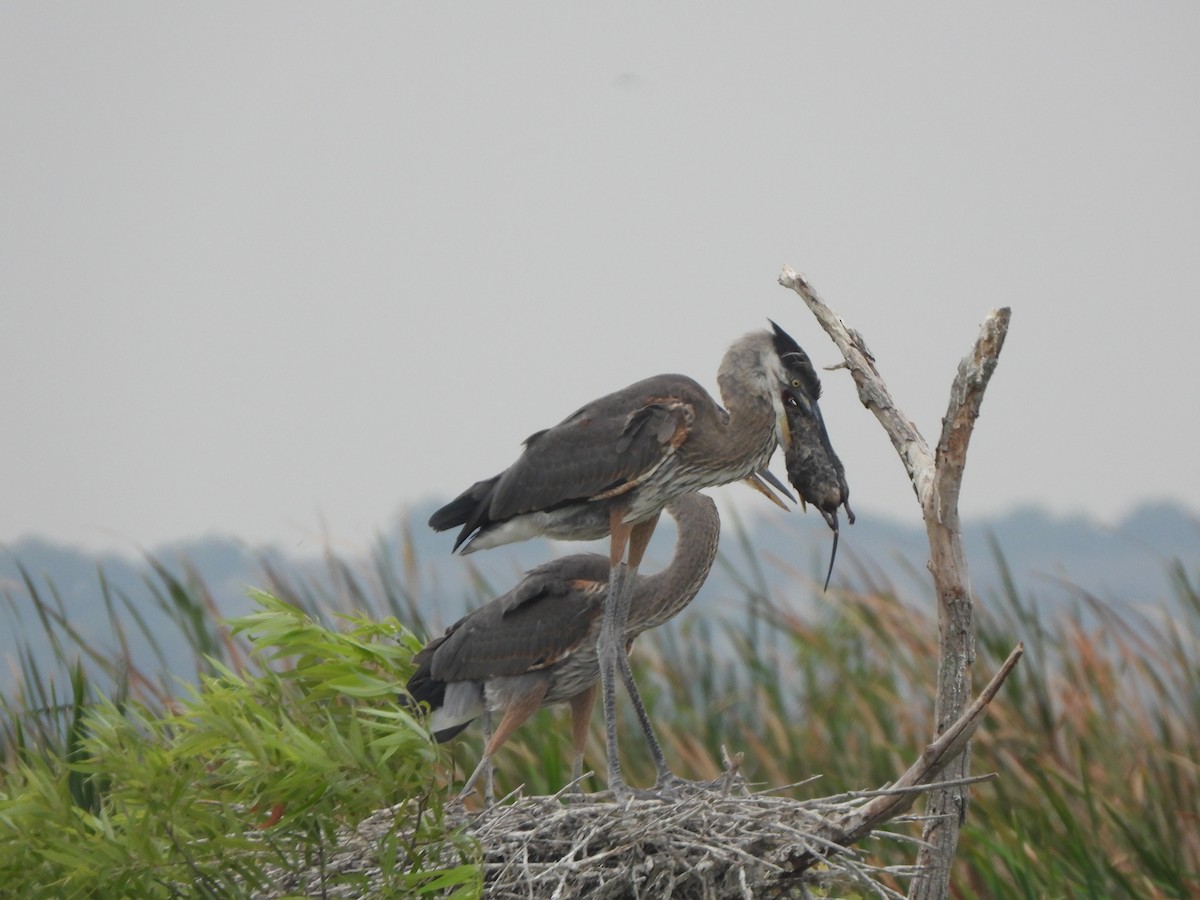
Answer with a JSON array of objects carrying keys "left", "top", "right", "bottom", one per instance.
[
  {"left": 779, "top": 265, "right": 1013, "bottom": 900},
  {"left": 833, "top": 641, "right": 1022, "bottom": 844},
  {"left": 783, "top": 642, "right": 1024, "bottom": 876},
  {"left": 915, "top": 297, "right": 1012, "bottom": 900}
]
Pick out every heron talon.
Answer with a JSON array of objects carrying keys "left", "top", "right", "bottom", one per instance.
[
  {"left": 650, "top": 773, "right": 709, "bottom": 800},
  {"left": 607, "top": 783, "right": 636, "bottom": 805},
  {"left": 651, "top": 770, "right": 754, "bottom": 800}
]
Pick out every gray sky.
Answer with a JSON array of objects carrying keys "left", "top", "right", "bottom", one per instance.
[{"left": 3, "top": 4, "right": 1198, "bottom": 555}]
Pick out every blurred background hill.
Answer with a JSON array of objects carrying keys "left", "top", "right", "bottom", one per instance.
[{"left": 6, "top": 498, "right": 1195, "bottom": 691}]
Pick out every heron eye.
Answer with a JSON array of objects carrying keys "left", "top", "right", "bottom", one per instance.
[{"left": 790, "top": 378, "right": 802, "bottom": 389}]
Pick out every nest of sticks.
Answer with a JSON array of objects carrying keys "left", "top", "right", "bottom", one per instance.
[
  {"left": 253, "top": 646, "right": 1020, "bottom": 899},
  {"left": 251, "top": 770, "right": 969, "bottom": 899},
  {"left": 455, "top": 774, "right": 926, "bottom": 899}
]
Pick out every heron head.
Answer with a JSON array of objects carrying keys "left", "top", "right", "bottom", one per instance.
[{"left": 769, "top": 320, "right": 824, "bottom": 450}]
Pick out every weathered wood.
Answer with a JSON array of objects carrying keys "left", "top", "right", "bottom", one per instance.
[
  {"left": 911, "top": 307, "right": 1010, "bottom": 898},
  {"left": 785, "top": 641, "right": 1023, "bottom": 876},
  {"left": 779, "top": 265, "right": 1012, "bottom": 899},
  {"left": 836, "top": 642, "right": 1021, "bottom": 843}
]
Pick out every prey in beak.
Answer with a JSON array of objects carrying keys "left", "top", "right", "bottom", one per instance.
[
  {"left": 770, "top": 320, "right": 855, "bottom": 591},
  {"left": 784, "top": 386, "right": 854, "bottom": 591}
]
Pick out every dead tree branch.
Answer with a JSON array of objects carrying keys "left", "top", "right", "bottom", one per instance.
[
  {"left": 779, "top": 264, "right": 1012, "bottom": 899},
  {"left": 811, "top": 641, "right": 1024, "bottom": 852}
]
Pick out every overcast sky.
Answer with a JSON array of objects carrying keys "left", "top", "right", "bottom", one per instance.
[{"left": 3, "top": 4, "right": 1198, "bottom": 556}]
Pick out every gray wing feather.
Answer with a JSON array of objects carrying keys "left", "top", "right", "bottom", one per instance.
[
  {"left": 428, "top": 554, "right": 611, "bottom": 683},
  {"left": 489, "top": 374, "right": 707, "bottom": 519}
]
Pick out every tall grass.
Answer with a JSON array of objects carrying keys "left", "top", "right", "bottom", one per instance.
[{"left": 1, "top": 528, "right": 1197, "bottom": 898}]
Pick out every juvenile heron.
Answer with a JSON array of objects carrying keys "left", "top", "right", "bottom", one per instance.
[
  {"left": 409, "top": 492, "right": 720, "bottom": 802},
  {"left": 429, "top": 321, "right": 847, "bottom": 797}
]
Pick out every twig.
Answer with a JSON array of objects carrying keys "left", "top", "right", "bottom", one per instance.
[
  {"left": 779, "top": 643, "right": 1022, "bottom": 875},
  {"left": 833, "top": 642, "right": 1021, "bottom": 842}
]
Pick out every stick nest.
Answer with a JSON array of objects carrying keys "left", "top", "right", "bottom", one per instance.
[
  {"left": 250, "top": 639, "right": 1028, "bottom": 899},
  {"left": 458, "top": 780, "right": 918, "bottom": 899},
  {"left": 253, "top": 773, "right": 923, "bottom": 899}
]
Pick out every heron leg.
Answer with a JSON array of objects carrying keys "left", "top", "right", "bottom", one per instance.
[
  {"left": 567, "top": 683, "right": 597, "bottom": 791},
  {"left": 609, "top": 646, "right": 712, "bottom": 798},
  {"left": 599, "top": 566, "right": 631, "bottom": 797},
  {"left": 622, "top": 514, "right": 713, "bottom": 797},
  {"left": 458, "top": 754, "right": 492, "bottom": 807},
  {"left": 624, "top": 514, "right": 659, "bottom": 575},
  {"left": 615, "top": 640, "right": 674, "bottom": 784},
  {"left": 617, "top": 514, "right": 674, "bottom": 781},
  {"left": 599, "top": 507, "right": 635, "bottom": 798},
  {"left": 599, "top": 512, "right": 664, "bottom": 800},
  {"left": 483, "top": 717, "right": 496, "bottom": 806},
  {"left": 456, "top": 683, "right": 549, "bottom": 804},
  {"left": 457, "top": 708, "right": 494, "bottom": 805}
]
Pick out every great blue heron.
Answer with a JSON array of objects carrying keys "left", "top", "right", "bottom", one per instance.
[
  {"left": 408, "top": 492, "right": 720, "bottom": 802},
  {"left": 429, "top": 321, "right": 849, "bottom": 797}
]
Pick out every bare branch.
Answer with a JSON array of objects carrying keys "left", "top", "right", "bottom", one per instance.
[
  {"left": 780, "top": 264, "right": 1013, "bottom": 900},
  {"left": 933, "top": 308, "right": 1011, "bottom": 524},
  {"left": 778, "top": 265, "right": 935, "bottom": 507},
  {"left": 829, "top": 642, "right": 1023, "bottom": 846}
]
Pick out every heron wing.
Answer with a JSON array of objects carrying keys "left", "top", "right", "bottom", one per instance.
[
  {"left": 428, "top": 555, "right": 610, "bottom": 682},
  {"left": 489, "top": 374, "right": 710, "bottom": 519}
]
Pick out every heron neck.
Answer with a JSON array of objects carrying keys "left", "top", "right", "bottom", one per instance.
[
  {"left": 628, "top": 493, "right": 720, "bottom": 633},
  {"left": 714, "top": 351, "right": 781, "bottom": 475},
  {"left": 694, "top": 393, "right": 778, "bottom": 480}
]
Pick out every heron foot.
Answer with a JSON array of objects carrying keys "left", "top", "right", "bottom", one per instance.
[
  {"left": 599, "top": 770, "right": 746, "bottom": 804},
  {"left": 451, "top": 782, "right": 496, "bottom": 809},
  {"left": 651, "top": 769, "right": 750, "bottom": 799},
  {"left": 606, "top": 777, "right": 637, "bottom": 805},
  {"left": 595, "top": 774, "right": 704, "bottom": 803},
  {"left": 650, "top": 773, "right": 713, "bottom": 799}
]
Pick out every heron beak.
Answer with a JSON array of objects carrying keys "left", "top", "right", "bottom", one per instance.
[
  {"left": 758, "top": 469, "right": 795, "bottom": 504},
  {"left": 776, "top": 406, "right": 792, "bottom": 450},
  {"left": 743, "top": 473, "right": 791, "bottom": 510}
]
